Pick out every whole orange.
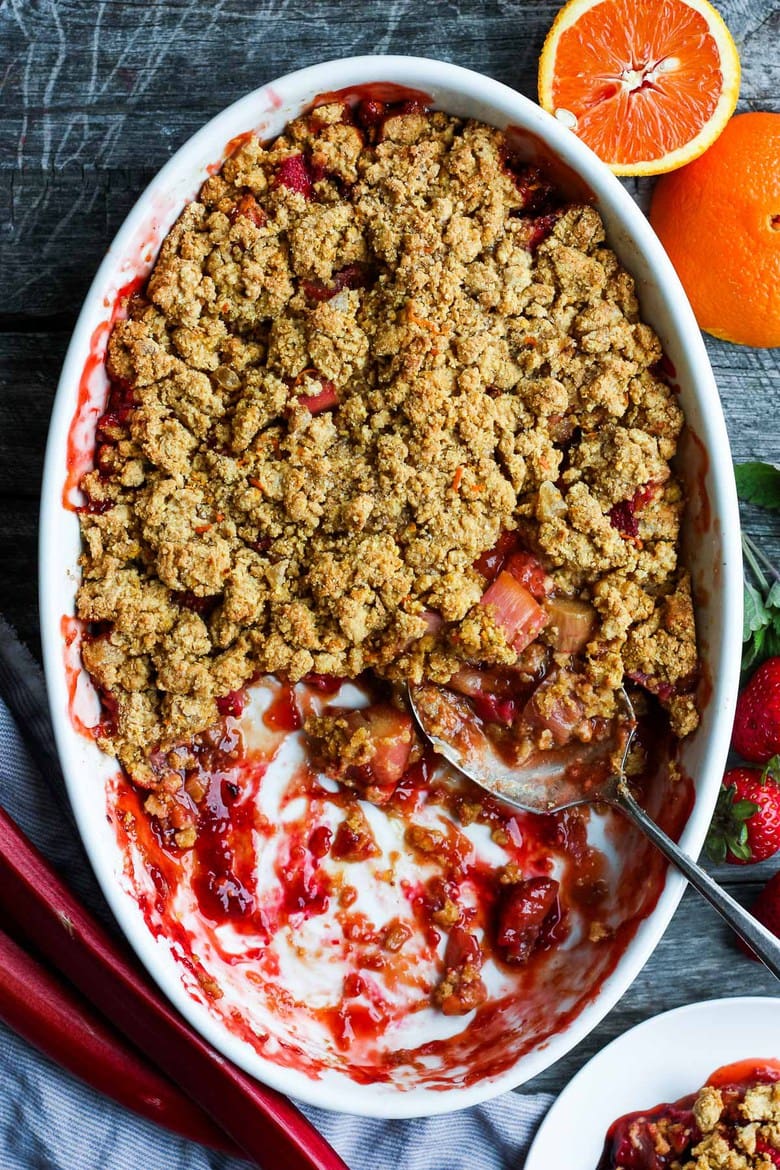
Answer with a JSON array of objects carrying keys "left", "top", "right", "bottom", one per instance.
[{"left": 650, "top": 112, "right": 780, "bottom": 348}]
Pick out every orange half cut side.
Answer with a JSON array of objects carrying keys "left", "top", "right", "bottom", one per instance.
[{"left": 538, "top": 0, "right": 741, "bottom": 175}]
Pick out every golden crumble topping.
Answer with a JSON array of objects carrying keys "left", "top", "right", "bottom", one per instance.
[
  {"left": 76, "top": 100, "right": 698, "bottom": 787},
  {"left": 681, "top": 1082, "right": 780, "bottom": 1170}
]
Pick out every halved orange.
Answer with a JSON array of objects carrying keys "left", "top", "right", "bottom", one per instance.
[{"left": 538, "top": 0, "right": 741, "bottom": 176}]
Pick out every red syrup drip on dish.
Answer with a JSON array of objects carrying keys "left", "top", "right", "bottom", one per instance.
[
  {"left": 707, "top": 1057, "right": 780, "bottom": 1090},
  {"left": 64, "top": 276, "right": 145, "bottom": 511},
  {"left": 191, "top": 775, "right": 264, "bottom": 934}
]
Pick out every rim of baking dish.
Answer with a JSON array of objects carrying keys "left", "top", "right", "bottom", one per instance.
[{"left": 39, "top": 55, "right": 743, "bottom": 1118}]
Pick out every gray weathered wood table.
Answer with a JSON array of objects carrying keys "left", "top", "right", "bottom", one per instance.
[{"left": 2, "top": 0, "right": 779, "bottom": 1114}]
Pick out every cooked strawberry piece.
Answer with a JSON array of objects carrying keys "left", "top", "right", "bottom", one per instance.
[
  {"left": 332, "top": 804, "right": 379, "bottom": 862},
  {"left": 755, "top": 1136, "right": 780, "bottom": 1167},
  {"left": 544, "top": 597, "right": 596, "bottom": 654},
  {"left": 298, "top": 380, "right": 339, "bottom": 414},
  {"left": 527, "top": 211, "right": 562, "bottom": 250},
  {"left": 95, "top": 687, "right": 119, "bottom": 739},
  {"left": 95, "top": 407, "right": 133, "bottom": 442},
  {"left": 609, "top": 498, "right": 639, "bottom": 537},
  {"left": 302, "top": 672, "right": 345, "bottom": 695},
  {"left": 448, "top": 666, "right": 540, "bottom": 726},
  {"left": 496, "top": 877, "right": 559, "bottom": 964},
  {"left": 303, "top": 262, "right": 373, "bottom": 302},
  {"left": 434, "top": 927, "right": 487, "bottom": 1016},
  {"left": 503, "top": 161, "right": 557, "bottom": 212},
  {"left": 276, "top": 154, "right": 314, "bottom": 198},
  {"left": 215, "top": 688, "right": 248, "bottom": 719},
  {"left": 105, "top": 377, "right": 135, "bottom": 414},
  {"left": 473, "top": 530, "right": 520, "bottom": 582},
  {"left": 609, "top": 482, "right": 657, "bottom": 538},
  {"left": 505, "top": 551, "right": 553, "bottom": 600},
  {"left": 479, "top": 571, "right": 549, "bottom": 652},
  {"left": 174, "top": 591, "right": 220, "bottom": 618},
  {"left": 228, "top": 193, "right": 267, "bottom": 227},
  {"left": 308, "top": 825, "right": 333, "bottom": 860},
  {"left": 443, "top": 926, "right": 482, "bottom": 970},
  {"left": 355, "top": 99, "right": 386, "bottom": 129},
  {"left": 471, "top": 693, "right": 517, "bottom": 726}
]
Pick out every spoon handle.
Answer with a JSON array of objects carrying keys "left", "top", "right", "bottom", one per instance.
[{"left": 617, "top": 781, "right": 780, "bottom": 980}]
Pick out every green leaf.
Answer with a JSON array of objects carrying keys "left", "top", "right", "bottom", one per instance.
[
  {"left": 732, "top": 799, "right": 760, "bottom": 820},
  {"left": 730, "top": 837, "right": 752, "bottom": 862},
  {"left": 762, "top": 755, "right": 780, "bottom": 784},
  {"left": 768, "top": 580, "right": 780, "bottom": 613},
  {"left": 744, "top": 580, "right": 770, "bottom": 641},
  {"left": 705, "top": 833, "right": 727, "bottom": 864},
  {"left": 742, "top": 628, "right": 765, "bottom": 674},
  {"left": 762, "top": 625, "right": 780, "bottom": 661},
  {"left": 734, "top": 462, "right": 780, "bottom": 511}
]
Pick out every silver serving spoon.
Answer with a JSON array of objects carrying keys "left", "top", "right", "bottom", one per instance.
[{"left": 408, "top": 682, "right": 780, "bottom": 979}]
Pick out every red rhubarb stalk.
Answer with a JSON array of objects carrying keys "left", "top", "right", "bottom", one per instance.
[
  {"left": 0, "top": 923, "right": 237, "bottom": 1152},
  {"left": 0, "top": 806, "right": 346, "bottom": 1170}
]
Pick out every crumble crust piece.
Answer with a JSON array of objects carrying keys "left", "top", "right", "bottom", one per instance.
[
  {"left": 76, "top": 102, "right": 698, "bottom": 789},
  {"left": 680, "top": 1082, "right": 780, "bottom": 1170}
]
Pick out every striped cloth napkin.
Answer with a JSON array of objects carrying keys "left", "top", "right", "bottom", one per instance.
[{"left": 0, "top": 616, "right": 552, "bottom": 1169}]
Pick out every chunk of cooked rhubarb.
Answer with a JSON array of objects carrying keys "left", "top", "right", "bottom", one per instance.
[
  {"left": 505, "top": 551, "right": 553, "bottom": 600},
  {"left": 358, "top": 705, "right": 415, "bottom": 785},
  {"left": 298, "top": 380, "right": 339, "bottom": 414},
  {"left": 496, "top": 877, "right": 559, "bottom": 965},
  {"left": 523, "top": 673, "right": 586, "bottom": 746},
  {"left": 544, "top": 597, "right": 596, "bottom": 654},
  {"left": 305, "top": 704, "right": 415, "bottom": 803},
  {"left": 479, "top": 571, "right": 548, "bottom": 653}
]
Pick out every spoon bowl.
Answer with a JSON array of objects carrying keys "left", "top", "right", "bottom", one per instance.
[
  {"left": 408, "top": 682, "right": 636, "bottom": 813},
  {"left": 407, "top": 681, "right": 780, "bottom": 981}
]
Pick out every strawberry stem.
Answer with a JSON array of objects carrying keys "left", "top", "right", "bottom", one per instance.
[{"left": 744, "top": 533, "right": 780, "bottom": 586}]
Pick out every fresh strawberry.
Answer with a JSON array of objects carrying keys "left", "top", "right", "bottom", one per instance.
[
  {"left": 705, "top": 762, "right": 780, "bottom": 864},
  {"left": 732, "top": 657, "right": 780, "bottom": 763},
  {"left": 739, "top": 870, "right": 780, "bottom": 960}
]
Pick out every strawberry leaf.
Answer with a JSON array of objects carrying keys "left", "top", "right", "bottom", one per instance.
[
  {"left": 744, "top": 580, "right": 770, "bottom": 641},
  {"left": 705, "top": 783, "right": 760, "bottom": 864},
  {"left": 706, "top": 833, "right": 727, "bottom": 864},
  {"left": 729, "top": 836, "right": 752, "bottom": 862},
  {"left": 734, "top": 461, "right": 780, "bottom": 511},
  {"left": 763, "top": 755, "right": 780, "bottom": 784}
]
